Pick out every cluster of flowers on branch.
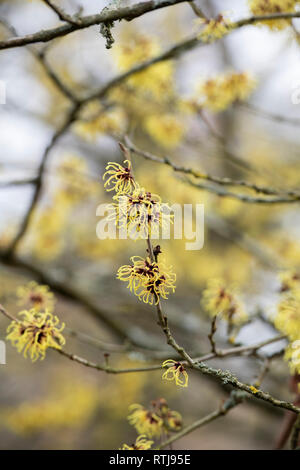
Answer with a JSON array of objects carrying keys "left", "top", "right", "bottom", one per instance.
[
  {"left": 120, "top": 398, "right": 182, "bottom": 449},
  {"left": 6, "top": 281, "right": 65, "bottom": 362},
  {"left": 7, "top": 308, "right": 65, "bottom": 362},
  {"left": 117, "top": 255, "right": 176, "bottom": 305},
  {"left": 202, "top": 278, "right": 248, "bottom": 341},
  {"left": 197, "top": 14, "right": 234, "bottom": 43},
  {"left": 103, "top": 156, "right": 176, "bottom": 305},
  {"left": 275, "top": 271, "right": 300, "bottom": 375},
  {"left": 249, "top": 0, "right": 299, "bottom": 30}
]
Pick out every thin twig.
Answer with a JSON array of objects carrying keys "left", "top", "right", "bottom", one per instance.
[
  {"left": 0, "top": 178, "right": 38, "bottom": 188},
  {"left": 5, "top": 104, "right": 80, "bottom": 257},
  {"left": 290, "top": 413, "right": 300, "bottom": 450},
  {"left": 208, "top": 316, "right": 218, "bottom": 354},
  {"left": 0, "top": 8, "right": 299, "bottom": 51},
  {"left": 185, "top": 177, "right": 300, "bottom": 205},
  {"left": 0, "top": 302, "right": 296, "bottom": 413},
  {"left": 0, "top": 0, "right": 195, "bottom": 50},
  {"left": 0, "top": 19, "right": 78, "bottom": 103},
  {"left": 125, "top": 137, "right": 300, "bottom": 203},
  {"left": 157, "top": 390, "right": 246, "bottom": 449},
  {"left": 238, "top": 102, "right": 300, "bottom": 127},
  {"left": 57, "top": 349, "right": 163, "bottom": 374},
  {"left": 43, "top": 0, "right": 82, "bottom": 26},
  {"left": 189, "top": 2, "right": 207, "bottom": 19}
]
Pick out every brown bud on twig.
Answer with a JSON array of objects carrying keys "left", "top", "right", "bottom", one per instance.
[{"left": 153, "top": 245, "right": 162, "bottom": 262}]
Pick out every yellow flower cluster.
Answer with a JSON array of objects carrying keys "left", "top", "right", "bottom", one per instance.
[
  {"left": 103, "top": 160, "right": 136, "bottom": 194},
  {"left": 114, "top": 35, "right": 174, "bottom": 98},
  {"left": 127, "top": 399, "right": 182, "bottom": 440},
  {"left": 6, "top": 309, "right": 65, "bottom": 362},
  {"left": 279, "top": 270, "right": 300, "bottom": 293},
  {"left": 103, "top": 160, "right": 173, "bottom": 241},
  {"left": 197, "top": 14, "right": 234, "bottom": 43},
  {"left": 117, "top": 256, "right": 176, "bottom": 305},
  {"left": 108, "top": 187, "right": 172, "bottom": 240},
  {"left": 17, "top": 281, "right": 55, "bottom": 312},
  {"left": 111, "top": 34, "right": 185, "bottom": 148},
  {"left": 75, "top": 103, "right": 127, "bottom": 141},
  {"left": 29, "top": 154, "right": 99, "bottom": 261},
  {"left": 143, "top": 114, "right": 184, "bottom": 149},
  {"left": 103, "top": 158, "right": 176, "bottom": 304},
  {"left": 120, "top": 434, "right": 153, "bottom": 450},
  {"left": 202, "top": 278, "right": 248, "bottom": 326},
  {"left": 56, "top": 154, "right": 99, "bottom": 206},
  {"left": 197, "top": 72, "right": 256, "bottom": 112},
  {"left": 284, "top": 342, "right": 300, "bottom": 375},
  {"left": 275, "top": 272, "right": 300, "bottom": 375},
  {"left": 275, "top": 288, "right": 300, "bottom": 341},
  {"left": 249, "top": 0, "right": 297, "bottom": 30},
  {"left": 128, "top": 404, "right": 163, "bottom": 438},
  {"left": 162, "top": 359, "right": 189, "bottom": 387},
  {"left": 29, "top": 203, "right": 66, "bottom": 261}
]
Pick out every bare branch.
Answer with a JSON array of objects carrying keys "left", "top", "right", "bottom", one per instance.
[
  {"left": 0, "top": 0, "right": 194, "bottom": 50},
  {"left": 0, "top": 178, "right": 38, "bottom": 188},
  {"left": 189, "top": 1, "right": 207, "bottom": 19},
  {"left": 238, "top": 102, "right": 300, "bottom": 127},
  {"left": 208, "top": 316, "right": 218, "bottom": 354},
  {"left": 57, "top": 348, "right": 162, "bottom": 374},
  {"left": 5, "top": 104, "right": 79, "bottom": 257},
  {"left": 0, "top": 19, "right": 77, "bottom": 103},
  {"left": 125, "top": 137, "right": 300, "bottom": 204},
  {"left": 0, "top": 8, "right": 299, "bottom": 52},
  {"left": 185, "top": 177, "right": 300, "bottom": 205},
  {"left": 157, "top": 390, "right": 246, "bottom": 449}
]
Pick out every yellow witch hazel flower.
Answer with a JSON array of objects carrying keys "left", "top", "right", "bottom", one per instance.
[
  {"left": 32, "top": 230, "right": 64, "bottom": 262},
  {"left": 114, "top": 34, "right": 174, "bottom": 98},
  {"left": 274, "top": 291, "right": 300, "bottom": 342},
  {"left": 202, "top": 278, "right": 248, "bottom": 326},
  {"left": 56, "top": 154, "right": 99, "bottom": 205},
  {"left": 153, "top": 397, "right": 182, "bottom": 432},
  {"left": 165, "top": 409, "right": 182, "bottom": 432},
  {"left": 17, "top": 281, "right": 55, "bottom": 312},
  {"left": 162, "top": 360, "right": 189, "bottom": 387},
  {"left": 75, "top": 103, "right": 126, "bottom": 141},
  {"left": 248, "top": 0, "right": 298, "bottom": 31},
  {"left": 274, "top": 275, "right": 300, "bottom": 376},
  {"left": 108, "top": 185, "right": 173, "bottom": 240},
  {"left": 117, "top": 256, "right": 176, "bottom": 305},
  {"left": 279, "top": 270, "right": 300, "bottom": 293},
  {"left": 197, "top": 72, "right": 256, "bottom": 113},
  {"left": 284, "top": 341, "right": 300, "bottom": 375},
  {"left": 120, "top": 434, "right": 153, "bottom": 450},
  {"left": 6, "top": 309, "right": 65, "bottom": 362},
  {"left": 128, "top": 404, "right": 163, "bottom": 438},
  {"left": 144, "top": 114, "right": 185, "bottom": 149},
  {"left": 103, "top": 160, "right": 136, "bottom": 194},
  {"left": 29, "top": 200, "right": 66, "bottom": 262},
  {"left": 197, "top": 14, "right": 234, "bottom": 43},
  {"left": 127, "top": 399, "right": 182, "bottom": 439}
]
